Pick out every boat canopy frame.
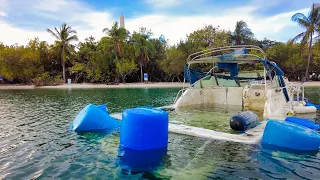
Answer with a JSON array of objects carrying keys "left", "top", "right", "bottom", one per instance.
[
  {"left": 187, "top": 45, "right": 266, "bottom": 65},
  {"left": 182, "top": 45, "right": 290, "bottom": 102}
]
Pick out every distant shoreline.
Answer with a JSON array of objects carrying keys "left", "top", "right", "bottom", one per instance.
[
  {"left": 0, "top": 81, "right": 320, "bottom": 90},
  {"left": 0, "top": 82, "right": 185, "bottom": 89}
]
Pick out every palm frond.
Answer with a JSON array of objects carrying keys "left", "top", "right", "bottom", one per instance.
[
  {"left": 296, "top": 18, "right": 311, "bottom": 29},
  {"left": 292, "top": 32, "right": 306, "bottom": 42},
  {"left": 69, "top": 29, "right": 77, "bottom": 34},
  {"left": 47, "top": 28, "right": 60, "bottom": 40},
  {"left": 292, "top": 13, "right": 310, "bottom": 24},
  {"left": 102, "top": 28, "right": 109, "bottom": 33},
  {"left": 55, "top": 27, "right": 61, "bottom": 38},
  {"left": 66, "top": 35, "right": 79, "bottom": 42},
  {"left": 301, "top": 32, "right": 310, "bottom": 45},
  {"left": 313, "top": 34, "right": 320, "bottom": 41}
]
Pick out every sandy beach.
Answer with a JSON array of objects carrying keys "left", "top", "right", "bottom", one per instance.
[
  {"left": 0, "top": 82, "right": 185, "bottom": 89},
  {"left": 0, "top": 81, "right": 320, "bottom": 90}
]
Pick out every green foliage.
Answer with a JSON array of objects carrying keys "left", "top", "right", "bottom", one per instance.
[
  {"left": 187, "top": 25, "right": 230, "bottom": 49},
  {"left": 33, "top": 72, "right": 63, "bottom": 86},
  {"left": 2, "top": 16, "right": 320, "bottom": 84},
  {"left": 116, "top": 58, "right": 138, "bottom": 82},
  {"left": 0, "top": 43, "right": 42, "bottom": 82},
  {"left": 267, "top": 43, "right": 306, "bottom": 79},
  {"left": 291, "top": 3, "right": 320, "bottom": 79},
  {"left": 47, "top": 23, "right": 78, "bottom": 81},
  {"left": 102, "top": 21, "right": 129, "bottom": 60},
  {"left": 69, "top": 62, "right": 86, "bottom": 83},
  {"left": 231, "top": 21, "right": 254, "bottom": 45},
  {"left": 159, "top": 47, "right": 185, "bottom": 81},
  {"left": 83, "top": 37, "right": 116, "bottom": 83},
  {"left": 131, "top": 27, "right": 155, "bottom": 82}
]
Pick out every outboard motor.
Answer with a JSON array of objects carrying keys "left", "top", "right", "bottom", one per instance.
[{"left": 230, "top": 111, "right": 259, "bottom": 132}]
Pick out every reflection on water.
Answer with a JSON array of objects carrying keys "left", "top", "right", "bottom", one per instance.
[{"left": 0, "top": 87, "right": 319, "bottom": 179}]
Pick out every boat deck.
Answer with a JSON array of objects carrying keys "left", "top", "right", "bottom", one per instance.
[{"left": 110, "top": 112, "right": 267, "bottom": 144}]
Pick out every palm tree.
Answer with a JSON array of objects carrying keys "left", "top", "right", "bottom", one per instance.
[
  {"left": 102, "top": 21, "right": 129, "bottom": 61},
  {"left": 232, "top": 20, "right": 254, "bottom": 45},
  {"left": 131, "top": 32, "right": 154, "bottom": 82},
  {"left": 47, "top": 23, "right": 78, "bottom": 82},
  {"left": 291, "top": 3, "right": 320, "bottom": 80}
]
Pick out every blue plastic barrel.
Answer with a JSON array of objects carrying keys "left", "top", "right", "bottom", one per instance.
[
  {"left": 285, "top": 117, "right": 320, "bottom": 130},
  {"left": 230, "top": 111, "right": 259, "bottom": 132},
  {"left": 72, "top": 104, "right": 118, "bottom": 131},
  {"left": 120, "top": 107, "right": 168, "bottom": 150},
  {"left": 262, "top": 120, "right": 320, "bottom": 151},
  {"left": 305, "top": 102, "right": 320, "bottom": 110},
  {"left": 118, "top": 146, "right": 167, "bottom": 171}
]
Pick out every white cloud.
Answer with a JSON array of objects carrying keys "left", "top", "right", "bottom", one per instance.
[
  {"left": 144, "top": 0, "right": 184, "bottom": 8},
  {"left": 0, "top": 0, "right": 311, "bottom": 46},
  {"left": 125, "top": 6, "right": 309, "bottom": 44},
  {"left": 0, "top": 0, "right": 115, "bottom": 45},
  {"left": 0, "top": 20, "right": 55, "bottom": 45},
  {"left": 250, "top": 8, "right": 309, "bottom": 40},
  {"left": 0, "top": 11, "right": 6, "bottom": 16}
]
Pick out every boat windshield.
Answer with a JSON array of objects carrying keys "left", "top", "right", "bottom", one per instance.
[
  {"left": 191, "top": 68, "right": 267, "bottom": 88},
  {"left": 183, "top": 45, "right": 282, "bottom": 88}
]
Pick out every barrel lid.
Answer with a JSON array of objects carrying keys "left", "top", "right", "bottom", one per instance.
[{"left": 123, "top": 107, "right": 167, "bottom": 115}]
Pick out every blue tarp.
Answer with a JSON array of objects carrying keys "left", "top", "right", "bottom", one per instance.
[
  {"left": 217, "top": 63, "right": 239, "bottom": 77},
  {"left": 184, "top": 65, "right": 207, "bottom": 84},
  {"left": 219, "top": 48, "right": 248, "bottom": 61}
]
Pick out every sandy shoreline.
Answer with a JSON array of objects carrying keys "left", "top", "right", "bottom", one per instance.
[
  {"left": 0, "top": 82, "right": 185, "bottom": 89},
  {"left": 0, "top": 81, "right": 320, "bottom": 90}
]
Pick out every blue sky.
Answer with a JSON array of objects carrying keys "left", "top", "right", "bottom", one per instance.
[{"left": 0, "top": 0, "right": 315, "bottom": 45}]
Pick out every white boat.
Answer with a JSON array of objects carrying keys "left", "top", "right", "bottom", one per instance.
[
  {"left": 111, "top": 45, "right": 318, "bottom": 144},
  {"left": 161, "top": 45, "right": 318, "bottom": 143},
  {"left": 170, "top": 45, "right": 316, "bottom": 116}
]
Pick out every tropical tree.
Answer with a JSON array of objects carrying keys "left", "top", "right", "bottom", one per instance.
[
  {"left": 291, "top": 3, "right": 320, "bottom": 80},
  {"left": 85, "top": 36, "right": 119, "bottom": 83},
  {"left": 232, "top": 20, "right": 254, "bottom": 45},
  {"left": 116, "top": 58, "right": 138, "bottom": 83},
  {"left": 47, "top": 23, "right": 78, "bottom": 82},
  {"left": 102, "top": 21, "right": 129, "bottom": 61},
  {"left": 131, "top": 27, "right": 155, "bottom": 82},
  {"left": 159, "top": 46, "right": 185, "bottom": 81},
  {"left": 187, "top": 25, "right": 230, "bottom": 48}
]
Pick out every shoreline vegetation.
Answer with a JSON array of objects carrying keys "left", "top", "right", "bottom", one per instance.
[
  {"left": 1, "top": 4, "right": 320, "bottom": 85},
  {"left": 1, "top": 81, "right": 320, "bottom": 90}
]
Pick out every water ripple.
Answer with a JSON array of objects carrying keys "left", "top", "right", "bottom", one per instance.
[{"left": 0, "top": 88, "right": 319, "bottom": 179}]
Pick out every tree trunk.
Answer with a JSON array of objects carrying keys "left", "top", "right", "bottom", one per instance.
[
  {"left": 114, "top": 44, "right": 118, "bottom": 61},
  {"left": 140, "top": 62, "right": 143, "bottom": 82},
  {"left": 122, "top": 74, "right": 126, "bottom": 84},
  {"left": 305, "top": 33, "right": 313, "bottom": 81},
  {"left": 61, "top": 46, "right": 66, "bottom": 82},
  {"left": 114, "top": 50, "right": 118, "bottom": 61}
]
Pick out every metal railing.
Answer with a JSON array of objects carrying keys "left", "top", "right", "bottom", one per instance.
[
  {"left": 187, "top": 45, "right": 266, "bottom": 64},
  {"left": 173, "top": 88, "right": 187, "bottom": 104}
]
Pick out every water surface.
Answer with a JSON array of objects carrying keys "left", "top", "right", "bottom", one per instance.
[{"left": 0, "top": 87, "right": 319, "bottom": 179}]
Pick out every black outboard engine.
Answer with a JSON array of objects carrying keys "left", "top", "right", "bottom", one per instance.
[{"left": 230, "top": 111, "right": 259, "bottom": 132}]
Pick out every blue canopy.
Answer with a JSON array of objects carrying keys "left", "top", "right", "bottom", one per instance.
[
  {"left": 184, "top": 65, "right": 207, "bottom": 84},
  {"left": 217, "top": 63, "right": 238, "bottom": 77}
]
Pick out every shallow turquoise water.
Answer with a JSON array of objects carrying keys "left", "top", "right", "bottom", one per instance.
[{"left": 0, "top": 87, "right": 319, "bottom": 179}]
